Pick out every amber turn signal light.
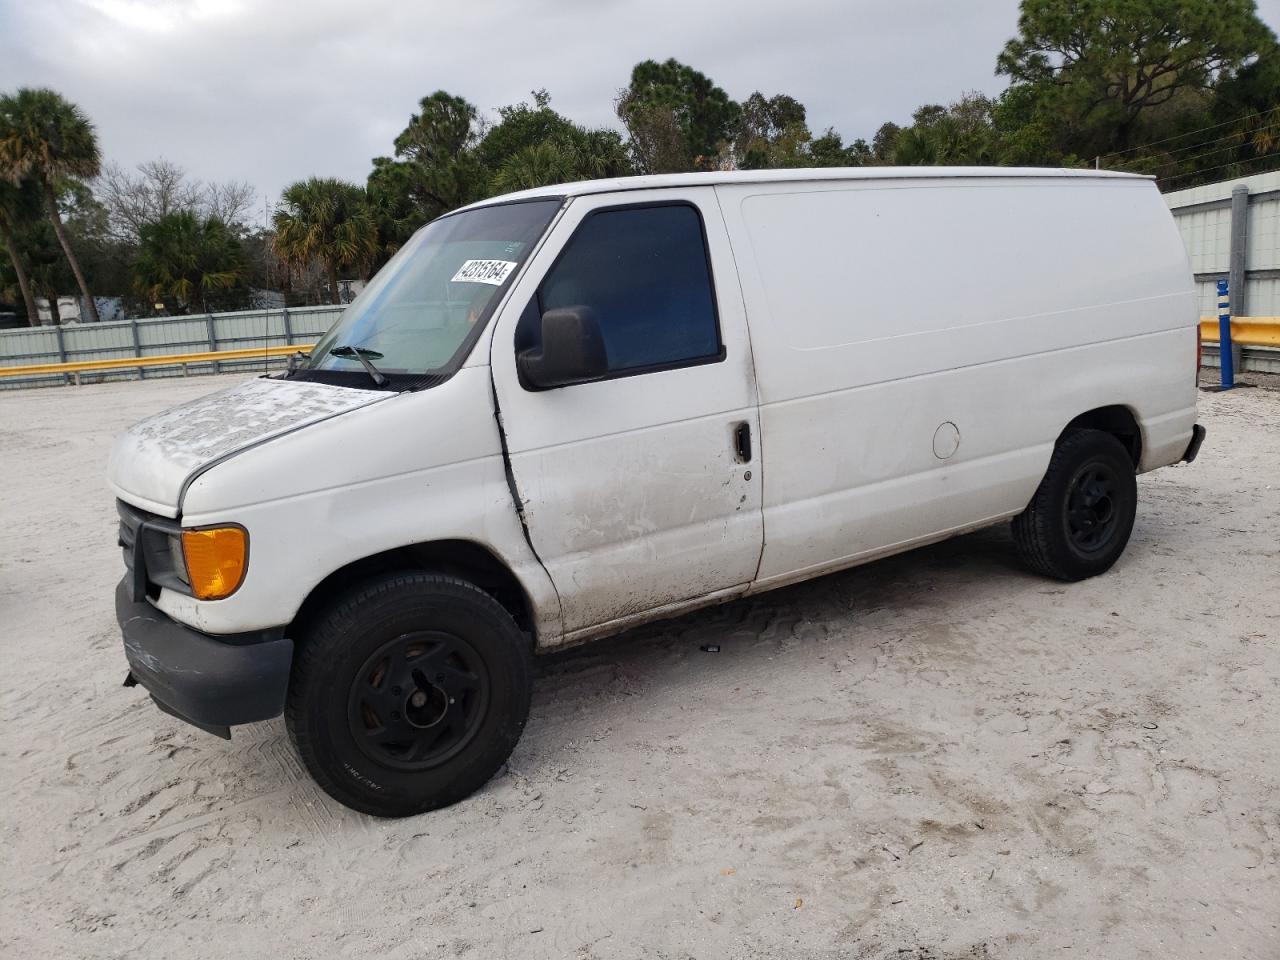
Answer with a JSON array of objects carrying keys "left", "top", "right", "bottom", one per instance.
[{"left": 181, "top": 526, "right": 248, "bottom": 600}]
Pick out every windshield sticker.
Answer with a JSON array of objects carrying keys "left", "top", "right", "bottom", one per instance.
[{"left": 451, "top": 259, "right": 518, "bottom": 285}]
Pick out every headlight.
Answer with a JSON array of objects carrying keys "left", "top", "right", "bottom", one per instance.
[{"left": 180, "top": 525, "right": 249, "bottom": 600}]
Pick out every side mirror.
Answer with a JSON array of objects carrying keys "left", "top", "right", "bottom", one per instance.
[{"left": 516, "top": 306, "right": 608, "bottom": 389}]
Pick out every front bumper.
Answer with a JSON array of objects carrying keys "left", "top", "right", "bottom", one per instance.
[{"left": 117, "top": 578, "right": 293, "bottom": 738}]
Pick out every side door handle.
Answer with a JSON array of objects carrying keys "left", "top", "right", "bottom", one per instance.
[{"left": 734, "top": 422, "right": 752, "bottom": 463}]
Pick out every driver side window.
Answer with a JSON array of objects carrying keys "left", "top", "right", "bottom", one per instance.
[{"left": 519, "top": 203, "right": 723, "bottom": 376}]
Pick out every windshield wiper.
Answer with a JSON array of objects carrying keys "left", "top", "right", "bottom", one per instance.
[{"left": 329, "top": 345, "right": 388, "bottom": 387}]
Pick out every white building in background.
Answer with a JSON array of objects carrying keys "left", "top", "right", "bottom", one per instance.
[
  {"left": 338, "top": 279, "right": 366, "bottom": 304},
  {"left": 253, "top": 288, "right": 286, "bottom": 309},
  {"left": 35, "top": 296, "right": 126, "bottom": 324}
]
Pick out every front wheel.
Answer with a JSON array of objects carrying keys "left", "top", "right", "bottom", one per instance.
[
  {"left": 1011, "top": 428, "right": 1138, "bottom": 582},
  {"left": 286, "top": 573, "right": 533, "bottom": 817}
]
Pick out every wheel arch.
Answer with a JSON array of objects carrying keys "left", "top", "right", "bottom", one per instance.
[
  {"left": 287, "top": 540, "right": 537, "bottom": 645},
  {"left": 1060, "top": 405, "right": 1143, "bottom": 468}
]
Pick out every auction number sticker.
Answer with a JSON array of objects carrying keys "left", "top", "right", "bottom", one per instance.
[{"left": 451, "top": 259, "right": 518, "bottom": 285}]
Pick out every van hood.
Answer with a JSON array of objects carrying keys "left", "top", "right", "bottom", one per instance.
[{"left": 108, "top": 377, "right": 391, "bottom": 516}]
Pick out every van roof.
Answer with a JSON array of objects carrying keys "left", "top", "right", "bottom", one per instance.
[{"left": 460, "top": 166, "right": 1151, "bottom": 211}]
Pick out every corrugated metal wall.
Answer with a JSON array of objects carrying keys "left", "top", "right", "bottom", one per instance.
[
  {"left": 1165, "top": 170, "right": 1280, "bottom": 318},
  {"left": 0, "top": 306, "right": 343, "bottom": 388}
]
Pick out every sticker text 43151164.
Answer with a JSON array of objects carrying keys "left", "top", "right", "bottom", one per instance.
[{"left": 451, "top": 260, "right": 518, "bottom": 285}]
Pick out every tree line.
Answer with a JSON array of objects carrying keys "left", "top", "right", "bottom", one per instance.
[{"left": 1, "top": 0, "right": 1276, "bottom": 325}]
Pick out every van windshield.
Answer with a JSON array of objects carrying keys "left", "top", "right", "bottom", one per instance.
[{"left": 302, "top": 198, "right": 562, "bottom": 385}]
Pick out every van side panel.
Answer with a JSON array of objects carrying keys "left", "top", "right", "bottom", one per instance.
[{"left": 716, "top": 177, "right": 1197, "bottom": 584}]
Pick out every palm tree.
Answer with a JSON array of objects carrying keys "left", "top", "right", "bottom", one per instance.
[
  {"left": 0, "top": 88, "right": 102, "bottom": 323},
  {"left": 894, "top": 126, "right": 944, "bottom": 166},
  {"left": 25, "top": 255, "right": 66, "bottom": 325},
  {"left": 572, "top": 129, "right": 632, "bottom": 180},
  {"left": 0, "top": 178, "right": 41, "bottom": 324},
  {"left": 492, "top": 131, "right": 632, "bottom": 194},
  {"left": 133, "top": 211, "right": 245, "bottom": 313},
  {"left": 272, "top": 178, "right": 378, "bottom": 305},
  {"left": 493, "top": 142, "right": 578, "bottom": 193}
]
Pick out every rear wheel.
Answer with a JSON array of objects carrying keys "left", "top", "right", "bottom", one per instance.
[
  {"left": 286, "top": 572, "right": 532, "bottom": 817},
  {"left": 1012, "top": 428, "right": 1137, "bottom": 582}
]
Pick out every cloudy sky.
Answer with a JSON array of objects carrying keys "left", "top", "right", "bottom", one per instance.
[{"left": 2, "top": 0, "right": 1277, "bottom": 225}]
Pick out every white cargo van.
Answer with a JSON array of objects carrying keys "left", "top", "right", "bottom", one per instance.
[{"left": 110, "top": 168, "right": 1205, "bottom": 816}]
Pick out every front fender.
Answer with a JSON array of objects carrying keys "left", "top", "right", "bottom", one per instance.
[{"left": 162, "top": 367, "right": 562, "bottom": 641}]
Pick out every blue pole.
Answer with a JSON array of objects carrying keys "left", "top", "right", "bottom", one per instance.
[{"left": 1217, "top": 278, "right": 1234, "bottom": 390}]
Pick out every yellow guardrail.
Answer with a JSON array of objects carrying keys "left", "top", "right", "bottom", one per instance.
[
  {"left": 3, "top": 317, "right": 1276, "bottom": 385},
  {"left": 0, "top": 343, "right": 316, "bottom": 383},
  {"left": 1199, "top": 316, "right": 1280, "bottom": 348}
]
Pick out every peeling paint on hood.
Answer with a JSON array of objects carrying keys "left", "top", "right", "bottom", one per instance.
[{"left": 108, "top": 377, "right": 390, "bottom": 515}]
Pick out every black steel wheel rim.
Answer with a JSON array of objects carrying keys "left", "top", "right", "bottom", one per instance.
[
  {"left": 347, "top": 630, "right": 490, "bottom": 771},
  {"left": 1065, "top": 462, "right": 1121, "bottom": 554}
]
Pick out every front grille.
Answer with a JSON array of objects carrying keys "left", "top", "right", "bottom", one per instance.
[{"left": 117, "top": 500, "right": 189, "bottom": 601}]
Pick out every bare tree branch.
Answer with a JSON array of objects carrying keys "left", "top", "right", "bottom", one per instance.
[
  {"left": 94, "top": 158, "right": 257, "bottom": 241},
  {"left": 204, "top": 179, "right": 257, "bottom": 229}
]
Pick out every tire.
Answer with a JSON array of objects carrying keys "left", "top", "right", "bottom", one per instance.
[
  {"left": 285, "top": 572, "right": 533, "bottom": 817},
  {"left": 1011, "top": 428, "right": 1138, "bottom": 582}
]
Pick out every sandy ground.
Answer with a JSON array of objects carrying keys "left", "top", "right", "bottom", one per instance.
[{"left": 1, "top": 373, "right": 1276, "bottom": 960}]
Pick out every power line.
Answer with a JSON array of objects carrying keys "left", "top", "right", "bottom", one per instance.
[
  {"left": 1102, "top": 104, "right": 1279, "bottom": 159},
  {"left": 1157, "top": 149, "right": 1280, "bottom": 189},
  {"left": 1112, "top": 134, "right": 1258, "bottom": 173},
  {"left": 1117, "top": 128, "right": 1252, "bottom": 162},
  {"left": 1100, "top": 104, "right": 1280, "bottom": 160},
  {"left": 1112, "top": 141, "right": 1233, "bottom": 172},
  {"left": 1159, "top": 138, "right": 1262, "bottom": 169},
  {"left": 1159, "top": 150, "right": 1280, "bottom": 186},
  {"left": 1105, "top": 115, "right": 1280, "bottom": 173}
]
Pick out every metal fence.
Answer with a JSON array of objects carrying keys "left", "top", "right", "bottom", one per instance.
[
  {"left": 1165, "top": 170, "right": 1279, "bottom": 319},
  {"left": 0, "top": 305, "right": 344, "bottom": 389},
  {"left": 1165, "top": 170, "right": 1280, "bottom": 374}
]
